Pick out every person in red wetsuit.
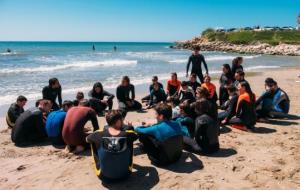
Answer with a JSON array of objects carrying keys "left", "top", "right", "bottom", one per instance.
[{"left": 62, "top": 99, "right": 99, "bottom": 153}]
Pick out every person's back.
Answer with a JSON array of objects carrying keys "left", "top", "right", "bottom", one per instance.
[
  {"left": 45, "top": 110, "right": 66, "bottom": 140},
  {"left": 195, "top": 114, "right": 219, "bottom": 153}
]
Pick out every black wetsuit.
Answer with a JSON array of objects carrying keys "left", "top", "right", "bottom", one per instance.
[
  {"left": 11, "top": 107, "right": 47, "bottom": 145},
  {"left": 186, "top": 54, "right": 208, "bottom": 83},
  {"left": 6, "top": 103, "right": 24, "bottom": 128},
  {"left": 149, "top": 88, "right": 167, "bottom": 106},
  {"left": 233, "top": 79, "right": 248, "bottom": 89},
  {"left": 88, "top": 90, "right": 115, "bottom": 112},
  {"left": 218, "top": 94, "right": 238, "bottom": 123},
  {"left": 142, "top": 82, "right": 164, "bottom": 101},
  {"left": 42, "top": 86, "right": 62, "bottom": 111},
  {"left": 116, "top": 84, "right": 142, "bottom": 111},
  {"left": 178, "top": 88, "right": 195, "bottom": 103},
  {"left": 187, "top": 81, "right": 201, "bottom": 92},
  {"left": 195, "top": 114, "right": 219, "bottom": 154},
  {"left": 219, "top": 73, "right": 234, "bottom": 105}
]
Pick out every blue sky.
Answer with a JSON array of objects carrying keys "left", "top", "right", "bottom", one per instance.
[{"left": 0, "top": 0, "right": 299, "bottom": 42}]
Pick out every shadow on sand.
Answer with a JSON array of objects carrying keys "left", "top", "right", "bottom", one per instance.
[{"left": 202, "top": 148, "right": 237, "bottom": 158}]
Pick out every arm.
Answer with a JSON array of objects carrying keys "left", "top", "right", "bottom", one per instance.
[
  {"left": 103, "top": 90, "right": 115, "bottom": 101},
  {"left": 202, "top": 55, "right": 208, "bottom": 74},
  {"left": 225, "top": 97, "right": 238, "bottom": 120},
  {"left": 186, "top": 56, "right": 192, "bottom": 75},
  {"left": 126, "top": 130, "right": 139, "bottom": 142},
  {"left": 42, "top": 86, "right": 47, "bottom": 99},
  {"left": 88, "top": 110, "right": 99, "bottom": 131},
  {"left": 149, "top": 90, "right": 154, "bottom": 105},
  {"left": 58, "top": 87, "right": 62, "bottom": 107},
  {"left": 135, "top": 125, "right": 157, "bottom": 136},
  {"left": 131, "top": 85, "right": 135, "bottom": 100}
]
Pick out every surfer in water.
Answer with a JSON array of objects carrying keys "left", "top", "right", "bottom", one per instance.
[
  {"left": 6, "top": 48, "right": 11, "bottom": 53},
  {"left": 92, "top": 44, "right": 95, "bottom": 51},
  {"left": 113, "top": 46, "right": 117, "bottom": 52}
]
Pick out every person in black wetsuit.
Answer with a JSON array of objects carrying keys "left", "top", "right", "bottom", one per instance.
[
  {"left": 233, "top": 71, "right": 248, "bottom": 88},
  {"left": 147, "top": 83, "right": 167, "bottom": 109},
  {"left": 219, "top": 64, "right": 234, "bottom": 106},
  {"left": 42, "top": 78, "right": 62, "bottom": 111},
  {"left": 6, "top": 95, "right": 27, "bottom": 128},
  {"left": 116, "top": 76, "right": 142, "bottom": 112},
  {"left": 187, "top": 73, "right": 201, "bottom": 93},
  {"left": 231, "top": 57, "right": 244, "bottom": 76},
  {"left": 218, "top": 85, "right": 238, "bottom": 125},
  {"left": 186, "top": 46, "right": 208, "bottom": 83},
  {"left": 88, "top": 82, "right": 115, "bottom": 114},
  {"left": 11, "top": 100, "right": 52, "bottom": 146},
  {"left": 73, "top": 91, "right": 84, "bottom": 106},
  {"left": 195, "top": 87, "right": 218, "bottom": 121},
  {"left": 178, "top": 81, "right": 195, "bottom": 103},
  {"left": 142, "top": 76, "right": 164, "bottom": 103}
]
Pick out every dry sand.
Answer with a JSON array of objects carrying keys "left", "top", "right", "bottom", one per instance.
[{"left": 0, "top": 67, "right": 300, "bottom": 190}]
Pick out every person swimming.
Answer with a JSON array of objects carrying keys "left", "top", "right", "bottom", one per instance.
[
  {"left": 6, "top": 95, "right": 27, "bottom": 128},
  {"left": 92, "top": 44, "right": 95, "bottom": 51},
  {"left": 186, "top": 46, "right": 208, "bottom": 83},
  {"left": 113, "top": 46, "right": 117, "bottom": 51}
]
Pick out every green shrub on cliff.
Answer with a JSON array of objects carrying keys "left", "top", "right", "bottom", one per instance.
[{"left": 202, "top": 29, "right": 300, "bottom": 45}]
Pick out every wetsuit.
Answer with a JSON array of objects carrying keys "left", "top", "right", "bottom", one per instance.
[
  {"left": 219, "top": 73, "right": 234, "bottom": 106},
  {"left": 233, "top": 79, "right": 249, "bottom": 89},
  {"left": 229, "top": 93, "right": 256, "bottom": 129},
  {"left": 218, "top": 94, "right": 238, "bottom": 123},
  {"left": 195, "top": 114, "right": 219, "bottom": 153},
  {"left": 6, "top": 103, "right": 24, "bottom": 128},
  {"left": 116, "top": 84, "right": 142, "bottom": 111},
  {"left": 149, "top": 88, "right": 167, "bottom": 106},
  {"left": 42, "top": 85, "right": 62, "bottom": 111},
  {"left": 187, "top": 81, "right": 201, "bottom": 92},
  {"left": 142, "top": 82, "right": 164, "bottom": 101},
  {"left": 88, "top": 89, "right": 115, "bottom": 112},
  {"left": 167, "top": 80, "right": 181, "bottom": 97},
  {"left": 178, "top": 87, "right": 195, "bottom": 103},
  {"left": 186, "top": 54, "right": 208, "bottom": 83},
  {"left": 11, "top": 107, "right": 47, "bottom": 145},
  {"left": 202, "top": 83, "right": 218, "bottom": 103},
  {"left": 256, "top": 88, "right": 290, "bottom": 118},
  {"left": 62, "top": 106, "right": 99, "bottom": 146},
  {"left": 232, "top": 64, "right": 243, "bottom": 76},
  {"left": 45, "top": 109, "right": 66, "bottom": 145}
]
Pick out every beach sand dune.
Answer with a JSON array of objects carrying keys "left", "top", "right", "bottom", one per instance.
[{"left": 0, "top": 67, "right": 299, "bottom": 190}]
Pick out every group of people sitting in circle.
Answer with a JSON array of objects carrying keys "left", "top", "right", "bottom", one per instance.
[{"left": 6, "top": 46, "right": 290, "bottom": 180}]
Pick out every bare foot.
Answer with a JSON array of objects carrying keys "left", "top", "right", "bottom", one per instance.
[{"left": 64, "top": 145, "right": 73, "bottom": 153}]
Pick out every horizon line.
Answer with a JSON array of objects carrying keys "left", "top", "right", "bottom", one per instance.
[{"left": 0, "top": 40, "right": 175, "bottom": 43}]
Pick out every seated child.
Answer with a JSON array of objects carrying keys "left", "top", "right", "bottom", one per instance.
[
  {"left": 147, "top": 82, "right": 167, "bottom": 109},
  {"left": 135, "top": 103, "right": 183, "bottom": 165},
  {"left": 6, "top": 95, "right": 27, "bottom": 128},
  {"left": 62, "top": 99, "right": 100, "bottom": 153},
  {"left": 86, "top": 110, "right": 138, "bottom": 180},
  {"left": 256, "top": 78, "right": 290, "bottom": 118},
  {"left": 11, "top": 100, "right": 52, "bottom": 146},
  {"left": 45, "top": 100, "right": 73, "bottom": 145},
  {"left": 178, "top": 81, "right": 195, "bottom": 103},
  {"left": 218, "top": 85, "right": 238, "bottom": 125}
]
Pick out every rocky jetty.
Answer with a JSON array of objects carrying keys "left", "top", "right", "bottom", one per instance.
[{"left": 174, "top": 37, "right": 300, "bottom": 56}]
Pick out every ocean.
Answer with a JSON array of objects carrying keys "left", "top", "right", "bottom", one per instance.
[{"left": 1, "top": 41, "right": 300, "bottom": 116}]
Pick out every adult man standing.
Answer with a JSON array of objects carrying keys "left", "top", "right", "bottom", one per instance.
[{"left": 186, "top": 46, "right": 208, "bottom": 83}]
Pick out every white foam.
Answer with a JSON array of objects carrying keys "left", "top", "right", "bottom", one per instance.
[
  {"left": 245, "top": 65, "right": 280, "bottom": 71},
  {"left": 0, "top": 52, "right": 18, "bottom": 56},
  {"left": 0, "top": 59, "right": 138, "bottom": 74}
]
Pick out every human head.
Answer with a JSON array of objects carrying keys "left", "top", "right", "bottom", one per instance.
[
  {"left": 238, "top": 81, "right": 255, "bottom": 103},
  {"left": 194, "top": 99, "right": 210, "bottom": 116},
  {"left": 16, "top": 95, "right": 27, "bottom": 108},
  {"left": 121, "top": 76, "right": 130, "bottom": 86},
  {"left": 204, "top": 75, "right": 211, "bottom": 83},
  {"left": 196, "top": 87, "right": 210, "bottom": 99},
  {"left": 181, "top": 81, "right": 188, "bottom": 90},
  {"left": 152, "top": 76, "right": 158, "bottom": 84},
  {"left": 235, "top": 71, "right": 245, "bottom": 81},
  {"left": 153, "top": 82, "right": 160, "bottom": 91},
  {"left": 179, "top": 100, "right": 191, "bottom": 116},
  {"left": 171, "top": 72, "right": 177, "bottom": 81},
  {"left": 79, "top": 99, "right": 90, "bottom": 107},
  {"left": 38, "top": 100, "right": 52, "bottom": 113},
  {"left": 62, "top": 100, "right": 73, "bottom": 112},
  {"left": 193, "top": 45, "right": 200, "bottom": 54},
  {"left": 264, "top": 77, "right": 278, "bottom": 91},
  {"left": 190, "top": 73, "right": 197, "bottom": 82},
  {"left": 106, "top": 110, "right": 124, "bottom": 130},
  {"left": 76, "top": 91, "right": 84, "bottom": 101},
  {"left": 49, "top": 78, "right": 60, "bottom": 89},
  {"left": 227, "top": 85, "right": 237, "bottom": 96},
  {"left": 166, "top": 96, "right": 180, "bottom": 107},
  {"left": 236, "top": 57, "right": 243, "bottom": 65},
  {"left": 222, "top": 64, "right": 231, "bottom": 74},
  {"left": 93, "top": 82, "right": 103, "bottom": 94},
  {"left": 35, "top": 99, "right": 43, "bottom": 107},
  {"left": 154, "top": 103, "right": 172, "bottom": 122}
]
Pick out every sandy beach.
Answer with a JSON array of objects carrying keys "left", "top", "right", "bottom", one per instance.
[{"left": 0, "top": 66, "right": 300, "bottom": 190}]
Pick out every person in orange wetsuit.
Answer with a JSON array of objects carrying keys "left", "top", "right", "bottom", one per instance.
[
  {"left": 166, "top": 72, "right": 181, "bottom": 98},
  {"left": 201, "top": 75, "right": 218, "bottom": 103}
]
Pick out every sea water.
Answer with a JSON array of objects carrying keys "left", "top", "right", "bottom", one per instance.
[{"left": 1, "top": 41, "right": 300, "bottom": 116}]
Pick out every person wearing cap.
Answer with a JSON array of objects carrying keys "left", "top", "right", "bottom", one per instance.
[{"left": 256, "top": 78, "right": 290, "bottom": 118}]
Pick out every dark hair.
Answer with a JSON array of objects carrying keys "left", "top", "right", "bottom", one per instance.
[
  {"left": 181, "top": 81, "right": 188, "bottom": 86},
  {"left": 191, "top": 73, "right": 197, "bottom": 78},
  {"left": 223, "top": 63, "right": 232, "bottom": 74},
  {"left": 39, "top": 99, "right": 52, "bottom": 108},
  {"left": 76, "top": 91, "right": 84, "bottom": 100},
  {"left": 227, "top": 85, "right": 237, "bottom": 93},
  {"left": 49, "top": 78, "right": 59, "bottom": 86},
  {"left": 232, "top": 57, "right": 243, "bottom": 66},
  {"left": 166, "top": 96, "right": 180, "bottom": 106},
  {"left": 122, "top": 76, "right": 130, "bottom": 83},
  {"left": 265, "top": 77, "right": 277, "bottom": 86},
  {"left": 62, "top": 100, "right": 73, "bottom": 107},
  {"left": 240, "top": 81, "right": 255, "bottom": 104},
  {"left": 35, "top": 99, "right": 43, "bottom": 107},
  {"left": 17, "top": 95, "right": 27, "bottom": 102},
  {"left": 152, "top": 76, "right": 158, "bottom": 81},
  {"left": 194, "top": 99, "right": 210, "bottom": 115},
  {"left": 79, "top": 99, "right": 90, "bottom": 107},
  {"left": 92, "top": 82, "right": 103, "bottom": 94},
  {"left": 193, "top": 45, "right": 200, "bottom": 51},
  {"left": 179, "top": 101, "right": 191, "bottom": 115},
  {"left": 155, "top": 103, "right": 172, "bottom": 120},
  {"left": 171, "top": 72, "right": 177, "bottom": 79},
  {"left": 236, "top": 70, "right": 245, "bottom": 77},
  {"left": 106, "top": 110, "right": 123, "bottom": 126},
  {"left": 196, "top": 87, "right": 210, "bottom": 99}
]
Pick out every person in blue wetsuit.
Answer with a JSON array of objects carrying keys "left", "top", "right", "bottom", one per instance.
[
  {"left": 135, "top": 103, "right": 183, "bottom": 164},
  {"left": 45, "top": 100, "right": 73, "bottom": 145},
  {"left": 256, "top": 78, "right": 290, "bottom": 118}
]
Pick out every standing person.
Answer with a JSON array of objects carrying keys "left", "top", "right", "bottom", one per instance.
[
  {"left": 92, "top": 44, "right": 95, "bottom": 51},
  {"left": 116, "top": 76, "right": 142, "bottom": 112},
  {"left": 166, "top": 72, "right": 181, "bottom": 97},
  {"left": 42, "top": 78, "right": 62, "bottom": 111},
  {"left": 6, "top": 95, "right": 27, "bottom": 128},
  {"left": 11, "top": 100, "right": 52, "bottom": 146},
  {"left": 62, "top": 100, "right": 100, "bottom": 153},
  {"left": 231, "top": 57, "right": 244, "bottom": 76},
  {"left": 45, "top": 100, "right": 73, "bottom": 145},
  {"left": 186, "top": 46, "right": 209, "bottom": 83},
  {"left": 186, "top": 73, "right": 201, "bottom": 93},
  {"left": 229, "top": 82, "right": 256, "bottom": 131},
  {"left": 88, "top": 82, "right": 115, "bottom": 114},
  {"left": 142, "top": 76, "right": 164, "bottom": 103},
  {"left": 201, "top": 75, "right": 218, "bottom": 103},
  {"left": 219, "top": 64, "right": 234, "bottom": 106}
]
